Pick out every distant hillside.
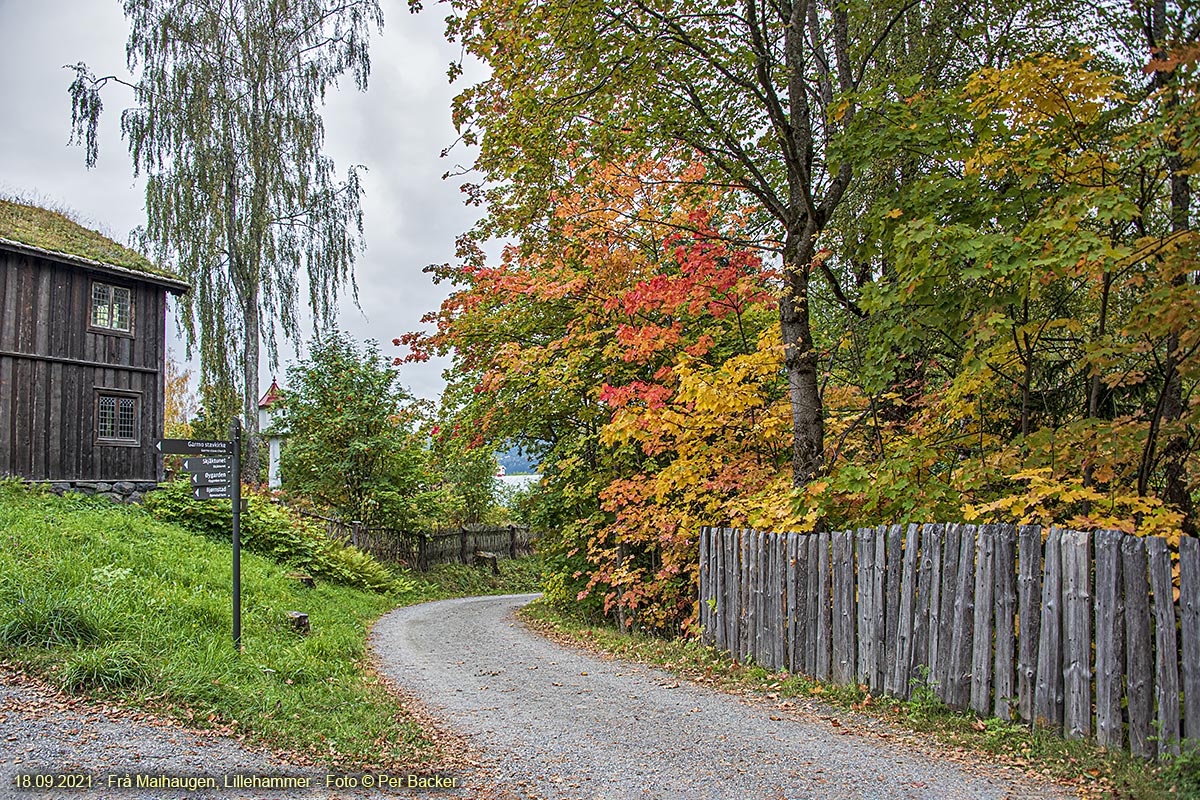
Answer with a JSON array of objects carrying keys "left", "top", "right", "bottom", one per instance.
[{"left": 497, "top": 445, "right": 536, "bottom": 475}]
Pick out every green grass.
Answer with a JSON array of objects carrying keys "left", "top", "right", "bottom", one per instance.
[
  {"left": 0, "top": 196, "right": 179, "bottom": 279},
  {"left": 408, "top": 556, "right": 545, "bottom": 601},
  {"left": 0, "top": 481, "right": 441, "bottom": 769},
  {"left": 521, "top": 601, "right": 1188, "bottom": 800}
]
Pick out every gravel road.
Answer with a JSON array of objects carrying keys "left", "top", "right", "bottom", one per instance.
[
  {"left": 370, "top": 594, "right": 1072, "bottom": 800},
  {"left": 0, "top": 669, "right": 453, "bottom": 800}
]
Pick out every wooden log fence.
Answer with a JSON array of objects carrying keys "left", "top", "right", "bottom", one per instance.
[
  {"left": 698, "top": 524, "right": 1199, "bottom": 760},
  {"left": 291, "top": 507, "right": 536, "bottom": 570}
]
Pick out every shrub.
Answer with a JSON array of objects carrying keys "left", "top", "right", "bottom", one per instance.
[{"left": 144, "top": 481, "right": 399, "bottom": 592}]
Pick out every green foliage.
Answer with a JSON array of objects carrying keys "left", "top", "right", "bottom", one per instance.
[
  {"left": 144, "top": 479, "right": 406, "bottom": 594},
  {"left": 280, "top": 331, "right": 439, "bottom": 529},
  {"left": 0, "top": 480, "right": 436, "bottom": 768},
  {"left": 408, "top": 556, "right": 545, "bottom": 601},
  {"left": 427, "top": 420, "right": 501, "bottom": 526}
]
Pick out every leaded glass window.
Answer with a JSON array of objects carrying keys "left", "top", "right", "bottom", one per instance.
[
  {"left": 96, "top": 393, "right": 138, "bottom": 442},
  {"left": 90, "top": 282, "right": 132, "bottom": 332}
]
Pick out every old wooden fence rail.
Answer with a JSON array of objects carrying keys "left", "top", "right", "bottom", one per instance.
[
  {"left": 698, "top": 524, "right": 1200, "bottom": 760},
  {"left": 293, "top": 507, "right": 535, "bottom": 571}
]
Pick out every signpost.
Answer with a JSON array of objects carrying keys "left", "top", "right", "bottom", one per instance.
[{"left": 157, "top": 420, "right": 243, "bottom": 650}]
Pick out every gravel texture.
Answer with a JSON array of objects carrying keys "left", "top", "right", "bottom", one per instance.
[
  {"left": 370, "top": 594, "right": 1074, "bottom": 800},
  {"left": 0, "top": 669, "right": 454, "bottom": 800}
]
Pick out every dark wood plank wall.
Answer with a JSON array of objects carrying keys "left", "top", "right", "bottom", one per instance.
[{"left": 0, "top": 249, "right": 166, "bottom": 482}]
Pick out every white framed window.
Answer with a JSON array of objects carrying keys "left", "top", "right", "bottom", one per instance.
[
  {"left": 90, "top": 281, "right": 133, "bottom": 333},
  {"left": 95, "top": 391, "right": 139, "bottom": 445}
]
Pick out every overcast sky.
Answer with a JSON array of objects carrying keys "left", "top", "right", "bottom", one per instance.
[{"left": 0, "top": 0, "right": 482, "bottom": 402}]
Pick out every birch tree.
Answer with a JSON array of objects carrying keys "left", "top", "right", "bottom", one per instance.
[{"left": 68, "top": 0, "right": 382, "bottom": 480}]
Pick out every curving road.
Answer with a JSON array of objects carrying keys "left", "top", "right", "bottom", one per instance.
[{"left": 369, "top": 594, "right": 1070, "bottom": 800}]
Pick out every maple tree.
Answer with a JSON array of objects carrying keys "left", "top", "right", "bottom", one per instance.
[{"left": 409, "top": 5, "right": 1197, "bottom": 630}]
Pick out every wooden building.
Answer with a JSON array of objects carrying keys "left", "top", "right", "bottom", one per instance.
[{"left": 0, "top": 199, "right": 189, "bottom": 497}]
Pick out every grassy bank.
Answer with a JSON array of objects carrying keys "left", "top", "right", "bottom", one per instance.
[
  {"left": 0, "top": 481, "right": 540, "bottom": 769},
  {"left": 521, "top": 601, "right": 1194, "bottom": 800}
]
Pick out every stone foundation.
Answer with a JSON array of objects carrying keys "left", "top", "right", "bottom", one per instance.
[{"left": 38, "top": 480, "right": 160, "bottom": 504}]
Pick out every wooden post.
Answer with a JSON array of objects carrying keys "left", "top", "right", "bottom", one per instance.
[
  {"left": 1017, "top": 524, "right": 1042, "bottom": 723},
  {"left": 915, "top": 523, "right": 943, "bottom": 692},
  {"left": 856, "top": 527, "right": 874, "bottom": 686},
  {"left": 948, "top": 524, "right": 977, "bottom": 709},
  {"left": 807, "top": 533, "right": 821, "bottom": 677},
  {"left": 1034, "top": 527, "right": 1064, "bottom": 731},
  {"left": 934, "top": 523, "right": 961, "bottom": 702},
  {"left": 1061, "top": 529, "right": 1092, "bottom": 740},
  {"left": 351, "top": 520, "right": 361, "bottom": 549},
  {"left": 1148, "top": 536, "right": 1181, "bottom": 758},
  {"left": 1181, "top": 535, "right": 1200, "bottom": 749},
  {"left": 1094, "top": 529, "right": 1125, "bottom": 750},
  {"left": 509, "top": 525, "right": 518, "bottom": 559},
  {"left": 970, "top": 524, "right": 996, "bottom": 716},
  {"left": 883, "top": 524, "right": 902, "bottom": 694},
  {"left": 890, "top": 523, "right": 920, "bottom": 698},
  {"left": 1123, "top": 535, "right": 1154, "bottom": 758},
  {"left": 459, "top": 527, "right": 469, "bottom": 564},
  {"left": 992, "top": 525, "right": 1017, "bottom": 720},
  {"left": 832, "top": 530, "right": 856, "bottom": 685},
  {"left": 815, "top": 530, "right": 832, "bottom": 681}
]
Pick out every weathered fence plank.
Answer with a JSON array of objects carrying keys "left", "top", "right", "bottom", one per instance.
[
  {"left": 794, "top": 534, "right": 810, "bottom": 676},
  {"left": 739, "top": 528, "right": 752, "bottom": 662},
  {"left": 884, "top": 524, "right": 903, "bottom": 694},
  {"left": 832, "top": 530, "right": 856, "bottom": 685},
  {"left": 713, "top": 528, "right": 726, "bottom": 651},
  {"left": 1148, "top": 536, "right": 1181, "bottom": 758},
  {"left": 971, "top": 524, "right": 996, "bottom": 716},
  {"left": 993, "top": 525, "right": 1017, "bottom": 720},
  {"left": 1094, "top": 529, "right": 1124, "bottom": 750},
  {"left": 815, "top": 531, "right": 831, "bottom": 680},
  {"left": 1034, "top": 527, "right": 1064, "bottom": 731},
  {"left": 1017, "top": 525, "right": 1042, "bottom": 723},
  {"left": 701, "top": 524, "right": 1194, "bottom": 761},
  {"left": 856, "top": 527, "right": 875, "bottom": 686},
  {"left": 1061, "top": 529, "right": 1092, "bottom": 740},
  {"left": 871, "top": 526, "right": 887, "bottom": 693},
  {"left": 774, "top": 532, "right": 788, "bottom": 670},
  {"left": 890, "top": 523, "right": 920, "bottom": 698},
  {"left": 935, "top": 523, "right": 961, "bottom": 701},
  {"left": 947, "top": 524, "right": 977, "bottom": 709},
  {"left": 753, "top": 530, "right": 766, "bottom": 666},
  {"left": 699, "top": 527, "right": 711, "bottom": 645},
  {"left": 1122, "top": 535, "right": 1154, "bottom": 759},
  {"left": 786, "top": 532, "right": 798, "bottom": 673},
  {"left": 1182, "top": 535, "right": 1200, "bottom": 747},
  {"left": 915, "top": 524, "right": 943, "bottom": 690}
]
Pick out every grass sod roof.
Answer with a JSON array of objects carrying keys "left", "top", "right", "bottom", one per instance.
[{"left": 0, "top": 197, "right": 184, "bottom": 283}]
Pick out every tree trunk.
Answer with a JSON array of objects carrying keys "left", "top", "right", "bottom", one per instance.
[{"left": 781, "top": 230, "right": 825, "bottom": 486}]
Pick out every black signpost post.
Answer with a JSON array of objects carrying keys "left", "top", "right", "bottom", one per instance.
[{"left": 157, "top": 426, "right": 242, "bottom": 650}]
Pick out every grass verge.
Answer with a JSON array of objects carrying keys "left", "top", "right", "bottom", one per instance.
[
  {"left": 521, "top": 601, "right": 1192, "bottom": 800},
  {"left": 0, "top": 481, "right": 540, "bottom": 770}
]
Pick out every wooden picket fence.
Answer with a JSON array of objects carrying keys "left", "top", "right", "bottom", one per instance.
[
  {"left": 698, "top": 524, "right": 1200, "bottom": 759},
  {"left": 293, "top": 507, "right": 536, "bottom": 570}
]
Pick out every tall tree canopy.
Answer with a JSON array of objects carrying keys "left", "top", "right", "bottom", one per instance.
[
  {"left": 426, "top": 0, "right": 1084, "bottom": 486},
  {"left": 68, "top": 0, "right": 382, "bottom": 479}
]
